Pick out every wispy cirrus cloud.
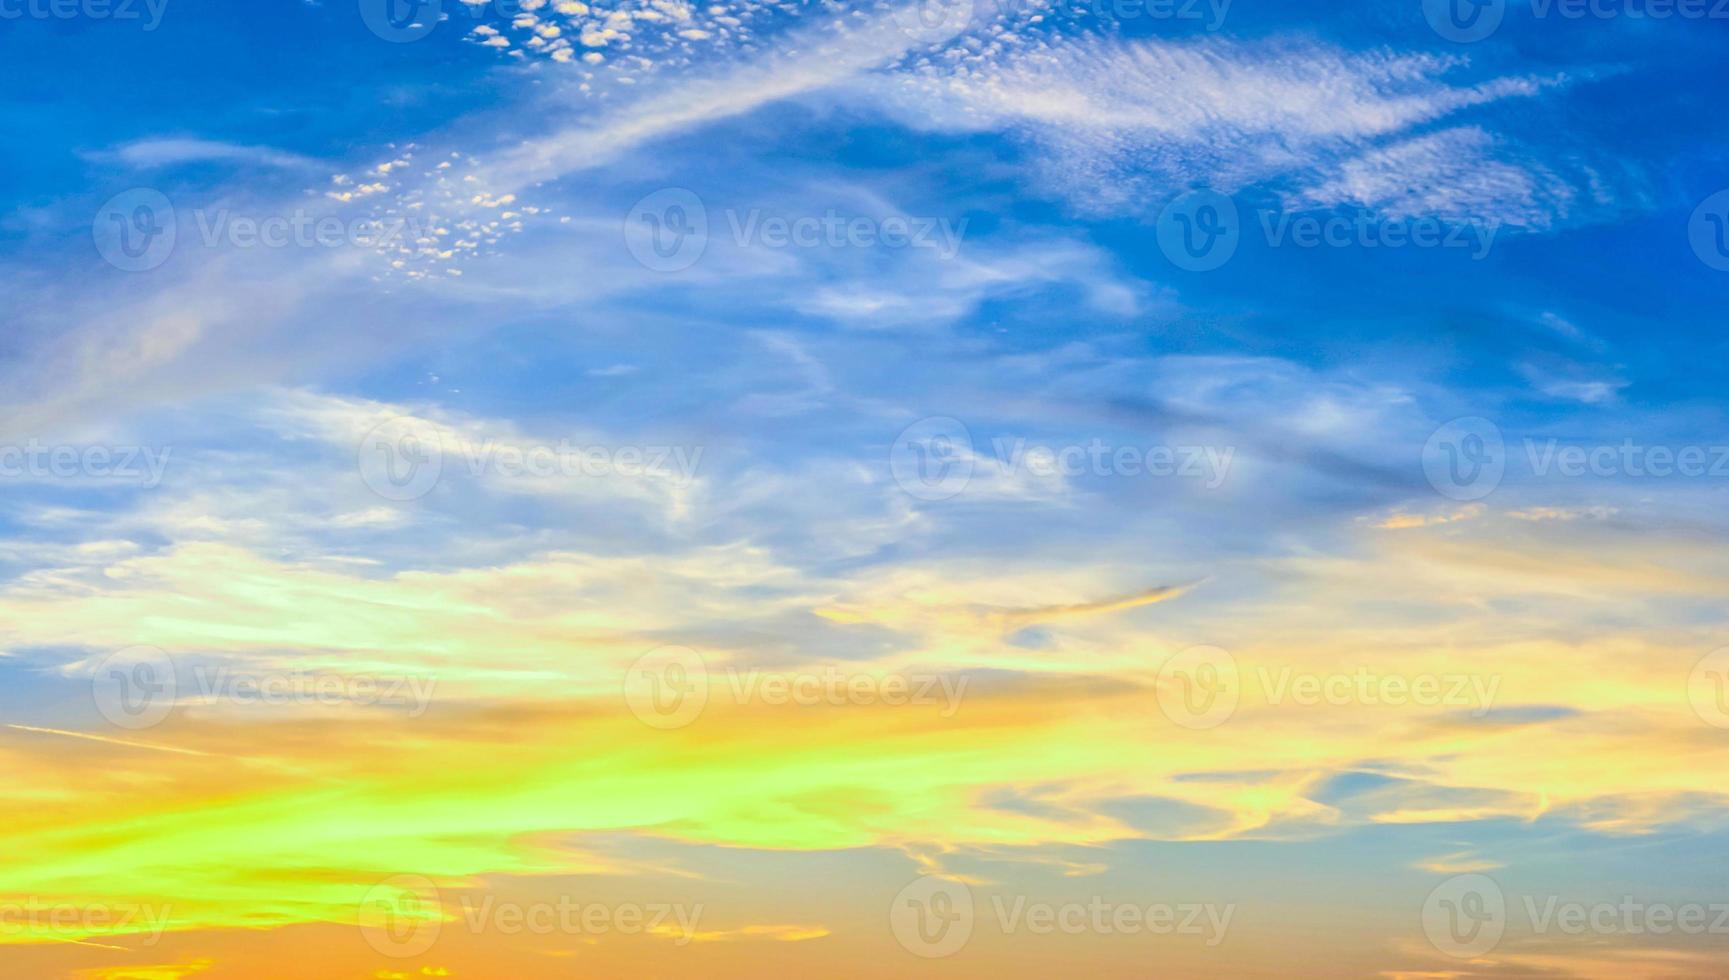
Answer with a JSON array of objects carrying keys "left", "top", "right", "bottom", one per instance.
[
  {"left": 858, "top": 33, "right": 1631, "bottom": 228},
  {"left": 101, "top": 138, "right": 320, "bottom": 171}
]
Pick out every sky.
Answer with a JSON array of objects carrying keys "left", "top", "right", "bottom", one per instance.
[{"left": 1, "top": 0, "right": 1728, "bottom": 977}]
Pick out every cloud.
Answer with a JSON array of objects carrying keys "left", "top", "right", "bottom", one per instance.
[
  {"left": 1296, "top": 126, "right": 1585, "bottom": 228},
  {"left": 862, "top": 34, "right": 1574, "bottom": 218},
  {"left": 105, "top": 138, "right": 319, "bottom": 171}
]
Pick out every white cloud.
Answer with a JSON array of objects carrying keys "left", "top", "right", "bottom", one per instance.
[
  {"left": 861, "top": 34, "right": 1581, "bottom": 221},
  {"left": 1295, "top": 126, "right": 1581, "bottom": 228},
  {"left": 105, "top": 138, "right": 319, "bottom": 171}
]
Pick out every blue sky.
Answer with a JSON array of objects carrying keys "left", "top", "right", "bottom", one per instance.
[{"left": 2, "top": 0, "right": 1729, "bottom": 977}]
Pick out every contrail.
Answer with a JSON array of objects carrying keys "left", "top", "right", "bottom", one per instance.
[{"left": 4, "top": 724, "right": 214, "bottom": 757}]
